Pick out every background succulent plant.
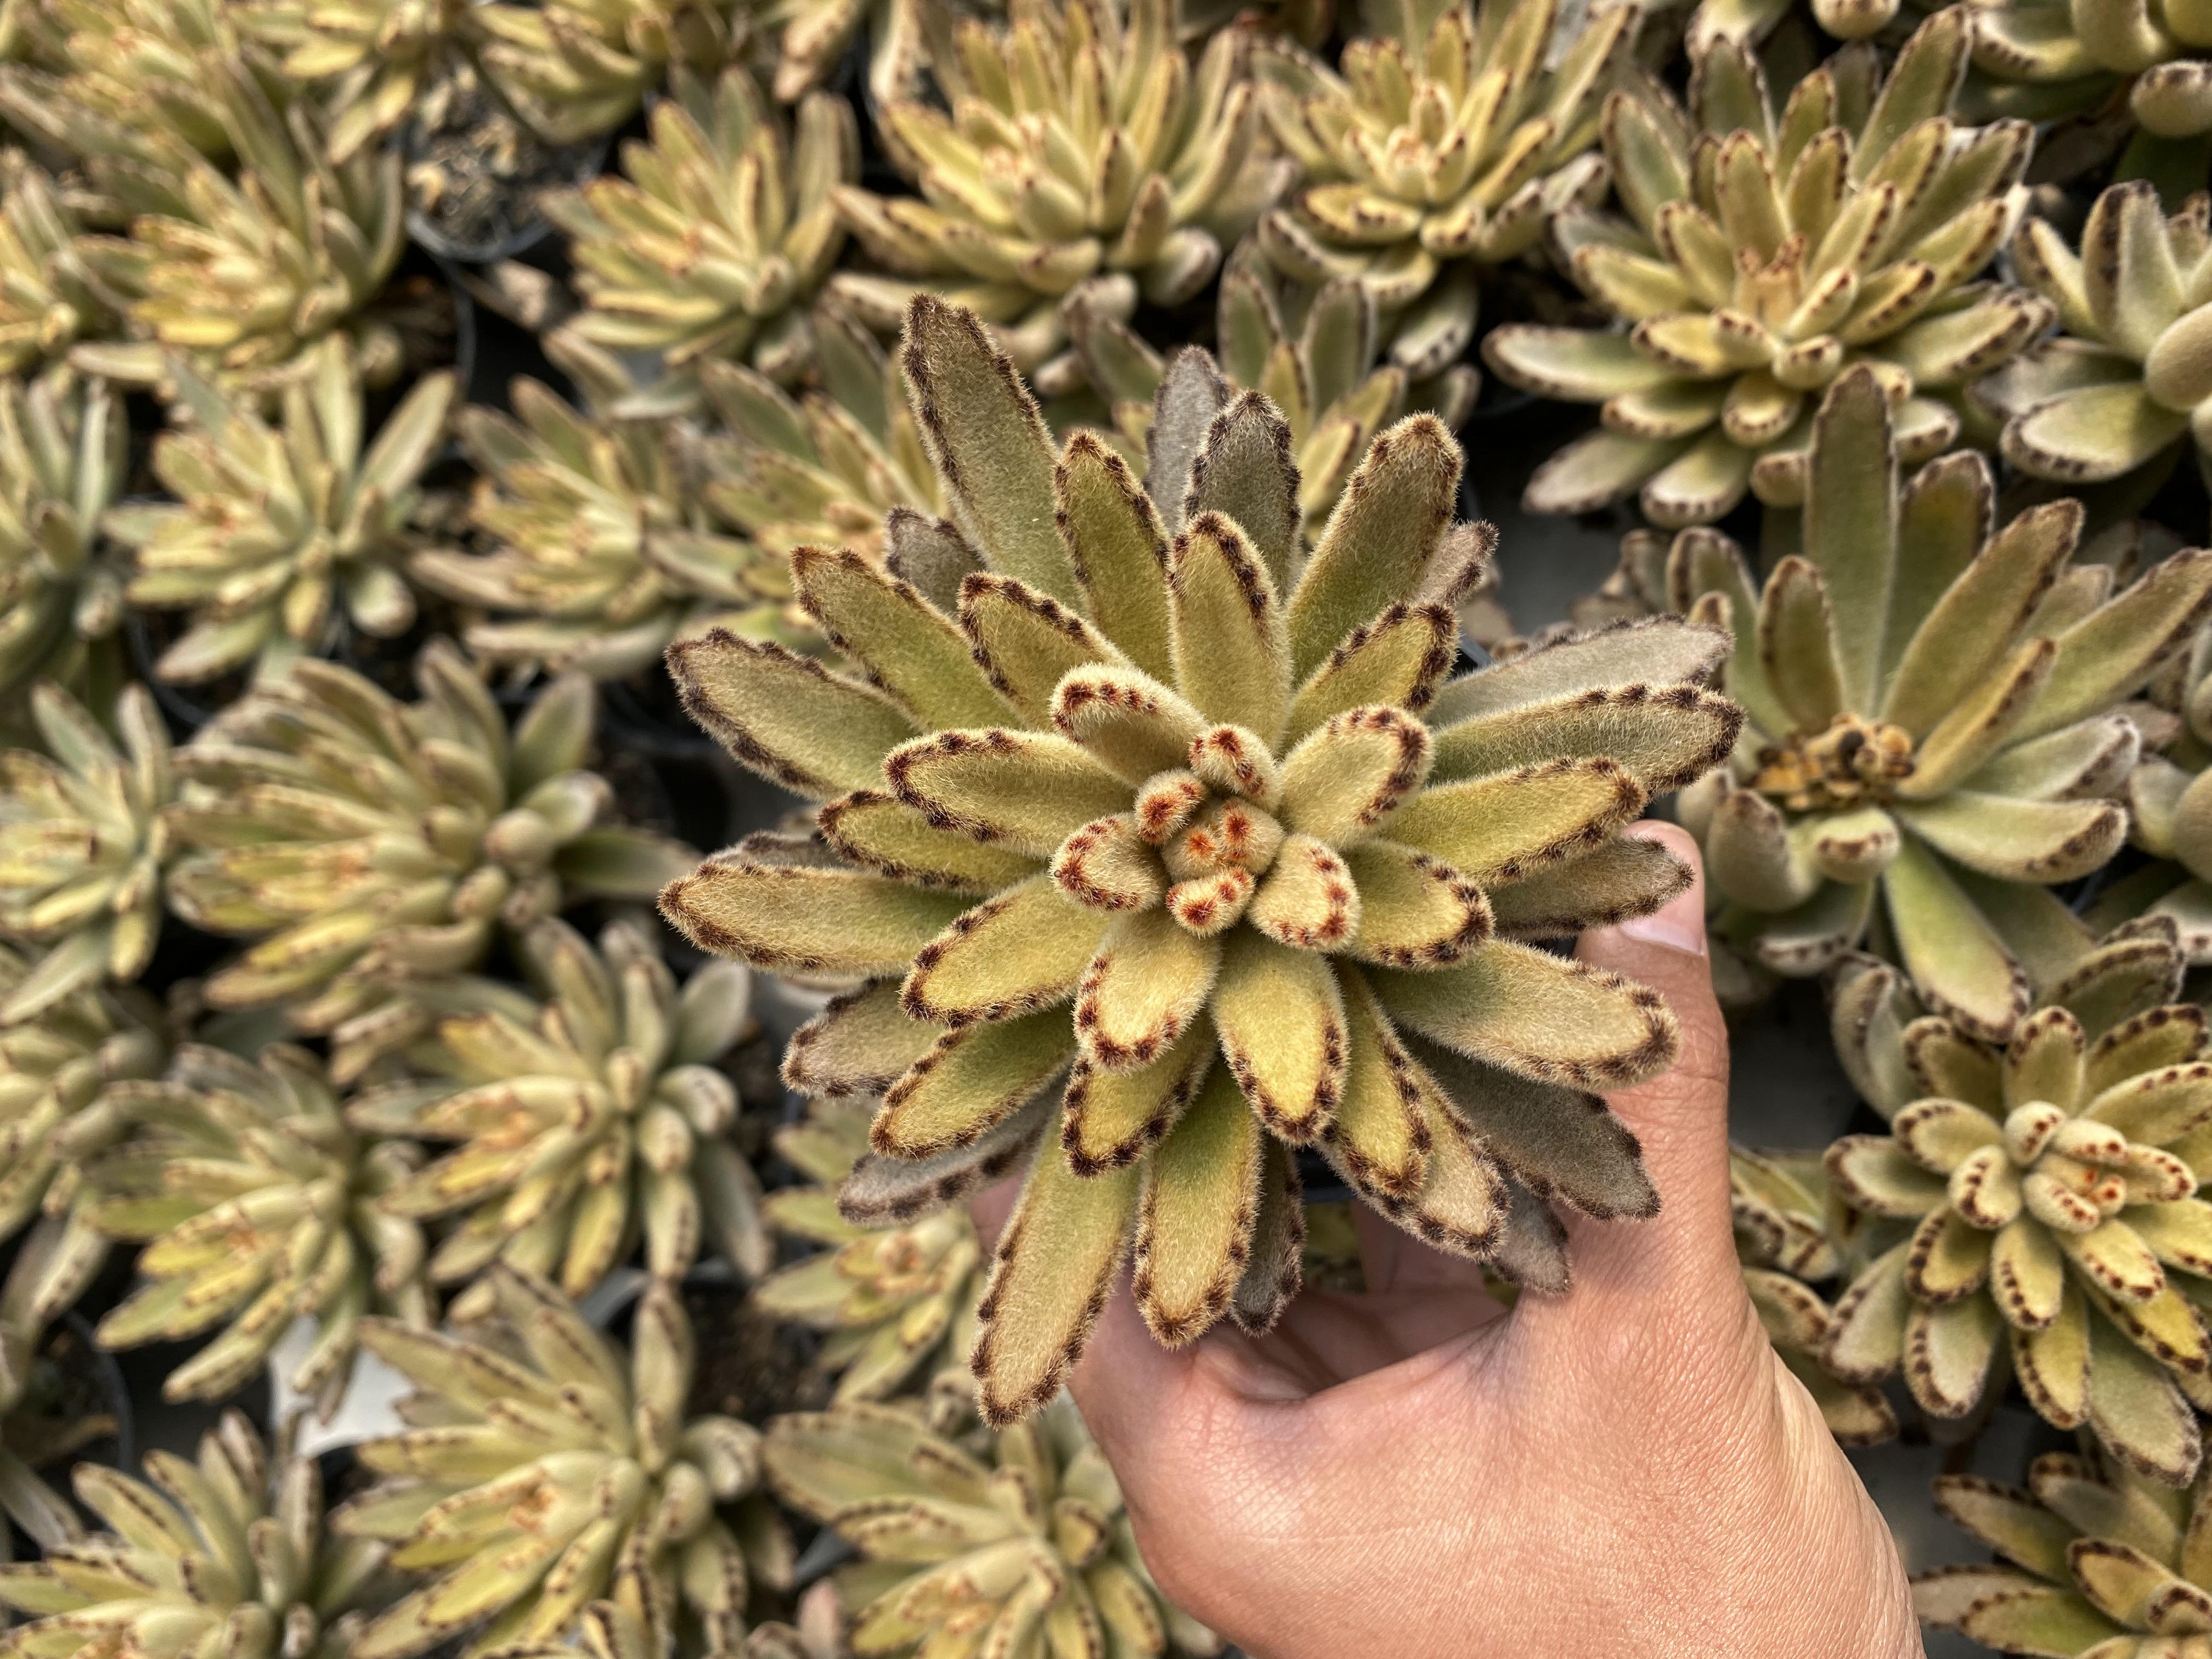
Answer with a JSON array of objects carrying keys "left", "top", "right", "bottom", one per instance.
[
  {"left": 1978, "top": 181, "right": 2212, "bottom": 500},
  {"left": 1485, "top": 10, "right": 2046, "bottom": 526},
  {"left": 544, "top": 65, "right": 856, "bottom": 412},
  {"left": 475, "top": 0, "right": 748, "bottom": 144},
  {"left": 103, "top": 338, "right": 452, "bottom": 686},
  {"left": 0, "top": 368, "right": 128, "bottom": 713},
  {"left": 764, "top": 1396, "right": 1220, "bottom": 1658},
  {"left": 691, "top": 301, "right": 945, "bottom": 574},
  {"left": 1916, "top": 1440, "right": 2212, "bottom": 1655},
  {"left": 0, "top": 1410, "right": 391, "bottom": 1659},
  {"left": 663, "top": 294, "right": 1740, "bottom": 1420},
  {"left": 0, "top": 156, "right": 121, "bottom": 380},
  {"left": 0, "top": 952, "right": 164, "bottom": 1316},
  {"left": 1062, "top": 252, "right": 1480, "bottom": 537},
  {"left": 1673, "top": 369, "right": 2212, "bottom": 1039},
  {"left": 240, "top": 0, "right": 482, "bottom": 161},
  {"left": 1822, "top": 930, "right": 2212, "bottom": 1485},
  {"left": 1255, "top": 0, "right": 1630, "bottom": 379},
  {"left": 63, "top": 64, "right": 414, "bottom": 397},
  {"left": 1971, "top": 0, "right": 2212, "bottom": 195},
  {"left": 82, "top": 1041, "right": 432, "bottom": 1413},
  {"left": 1731, "top": 1146, "right": 1899, "bottom": 1446},
  {"left": 338, "top": 1268, "right": 790, "bottom": 1658},
  {"left": 0, "top": 682, "right": 171, "bottom": 1020},
  {"left": 830, "top": 0, "right": 1288, "bottom": 388},
  {"left": 753, "top": 1096, "right": 984, "bottom": 1413},
  {"left": 163, "top": 646, "right": 692, "bottom": 1081},
  {"left": 411, "top": 332, "right": 789, "bottom": 679},
  {"left": 353, "top": 916, "right": 769, "bottom": 1318},
  {"left": 2104, "top": 619, "right": 2212, "bottom": 958}
]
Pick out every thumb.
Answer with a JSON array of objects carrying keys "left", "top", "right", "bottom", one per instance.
[{"left": 1545, "top": 820, "right": 1737, "bottom": 1311}]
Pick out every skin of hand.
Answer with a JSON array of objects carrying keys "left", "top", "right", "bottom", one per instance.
[{"left": 973, "top": 822, "right": 1922, "bottom": 1659}]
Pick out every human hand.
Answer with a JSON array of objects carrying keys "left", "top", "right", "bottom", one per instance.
[{"left": 977, "top": 822, "right": 1920, "bottom": 1659}]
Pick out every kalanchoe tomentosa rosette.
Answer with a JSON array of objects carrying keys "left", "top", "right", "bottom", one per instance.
[
  {"left": 1254, "top": 0, "right": 1630, "bottom": 380},
  {"left": 543, "top": 65, "right": 856, "bottom": 411},
  {"left": 1483, "top": 9, "right": 2048, "bottom": 527},
  {"left": 352, "top": 917, "right": 771, "bottom": 1319},
  {"left": 104, "top": 338, "right": 454, "bottom": 686},
  {"left": 763, "top": 1396, "right": 1218, "bottom": 1658},
  {"left": 0, "top": 682, "right": 173, "bottom": 1022},
  {"left": 1915, "top": 1439, "right": 2212, "bottom": 1656},
  {"left": 81, "top": 1042, "right": 431, "bottom": 1414},
  {"left": 1675, "top": 369, "right": 2212, "bottom": 1040},
  {"left": 411, "top": 332, "right": 790, "bottom": 680},
  {"left": 0, "top": 1410, "right": 389, "bottom": 1659},
  {"left": 1977, "top": 183, "right": 2212, "bottom": 494},
  {"left": 829, "top": 0, "right": 1285, "bottom": 388},
  {"left": 163, "top": 643, "right": 693, "bottom": 1082},
  {"left": 1821, "top": 932, "right": 2212, "bottom": 1486},
  {"left": 661, "top": 295, "right": 1745, "bottom": 1423},
  {"left": 336, "top": 1267, "right": 790, "bottom": 1659}
]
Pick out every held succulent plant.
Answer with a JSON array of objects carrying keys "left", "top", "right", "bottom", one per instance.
[
  {"left": 1977, "top": 183, "right": 2212, "bottom": 495},
  {"left": 763, "top": 1396, "right": 1219, "bottom": 1658},
  {"left": 1916, "top": 1441, "right": 2212, "bottom": 1656},
  {"left": 0, "top": 1410, "right": 389, "bottom": 1659},
  {"left": 543, "top": 66, "right": 857, "bottom": 410},
  {"left": 0, "top": 684, "right": 172, "bottom": 1021},
  {"left": 1730, "top": 1146, "right": 1899, "bottom": 1445},
  {"left": 1254, "top": 0, "right": 1631, "bottom": 377},
  {"left": 0, "top": 0, "right": 242, "bottom": 169},
  {"left": 336, "top": 1267, "right": 791, "bottom": 1659},
  {"left": 692, "top": 302, "right": 945, "bottom": 571},
  {"left": 1062, "top": 253, "right": 1480, "bottom": 538},
  {"left": 81, "top": 1041, "right": 432, "bottom": 1414},
  {"left": 0, "top": 367, "right": 128, "bottom": 709},
  {"left": 352, "top": 917, "right": 770, "bottom": 1319},
  {"left": 103, "top": 338, "right": 453, "bottom": 686},
  {"left": 753, "top": 1097, "right": 985, "bottom": 1411},
  {"left": 662, "top": 295, "right": 1743, "bottom": 1422},
  {"left": 1484, "top": 11, "right": 2048, "bottom": 527},
  {"left": 1671, "top": 369, "right": 2212, "bottom": 1039},
  {"left": 65, "top": 65, "right": 412, "bottom": 397},
  {"left": 411, "top": 333, "right": 788, "bottom": 680},
  {"left": 163, "top": 644, "right": 693, "bottom": 1082},
  {"left": 1821, "top": 929, "right": 2212, "bottom": 1486},
  {"left": 830, "top": 0, "right": 1285, "bottom": 386}
]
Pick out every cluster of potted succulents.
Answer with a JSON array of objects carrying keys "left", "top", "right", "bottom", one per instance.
[{"left": 1, "top": 0, "right": 2212, "bottom": 1650}]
